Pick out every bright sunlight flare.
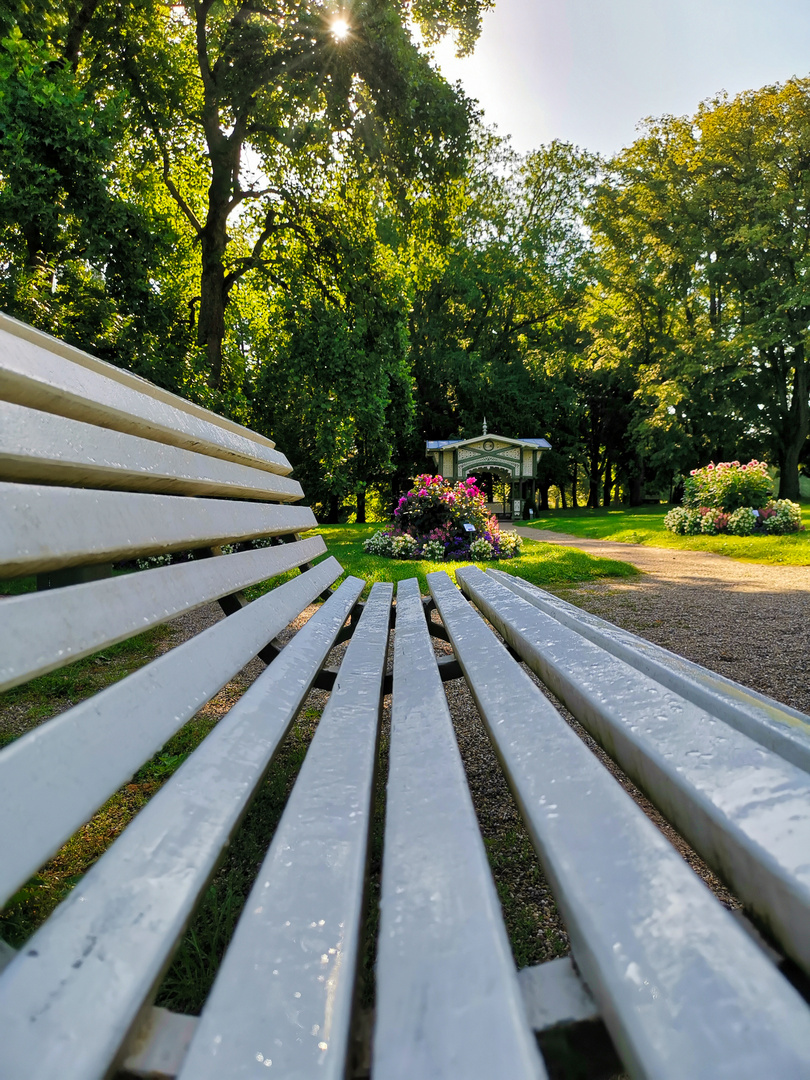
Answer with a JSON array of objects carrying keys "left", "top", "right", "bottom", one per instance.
[{"left": 331, "top": 17, "right": 350, "bottom": 39}]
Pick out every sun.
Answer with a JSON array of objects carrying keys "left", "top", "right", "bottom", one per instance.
[{"left": 331, "top": 17, "right": 350, "bottom": 40}]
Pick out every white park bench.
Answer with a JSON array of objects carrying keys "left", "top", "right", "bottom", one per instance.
[{"left": 1, "top": 311, "right": 810, "bottom": 1080}]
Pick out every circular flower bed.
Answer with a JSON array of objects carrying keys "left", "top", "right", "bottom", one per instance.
[
  {"left": 665, "top": 460, "right": 803, "bottom": 536},
  {"left": 363, "top": 474, "right": 523, "bottom": 561}
]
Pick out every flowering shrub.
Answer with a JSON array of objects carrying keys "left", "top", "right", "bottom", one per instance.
[
  {"left": 363, "top": 530, "right": 394, "bottom": 557},
  {"left": 700, "top": 508, "right": 730, "bottom": 535},
  {"left": 362, "top": 474, "right": 523, "bottom": 561},
  {"left": 664, "top": 507, "right": 703, "bottom": 534},
  {"left": 727, "top": 507, "right": 757, "bottom": 536},
  {"left": 683, "top": 460, "right": 772, "bottom": 512},
  {"left": 421, "top": 539, "right": 447, "bottom": 561},
  {"left": 495, "top": 530, "right": 523, "bottom": 557},
  {"left": 395, "top": 474, "right": 492, "bottom": 537},
  {"left": 469, "top": 537, "right": 494, "bottom": 560},
  {"left": 391, "top": 534, "right": 418, "bottom": 559},
  {"left": 761, "top": 499, "right": 803, "bottom": 534},
  {"left": 667, "top": 459, "right": 802, "bottom": 537}
]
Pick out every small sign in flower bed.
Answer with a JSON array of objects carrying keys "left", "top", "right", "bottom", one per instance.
[
  {"left": 664, "top": 460, "right": 804, "bottom": 536},
  {"left": 363, "top": 474, "right": 523, "bottom": 561}
]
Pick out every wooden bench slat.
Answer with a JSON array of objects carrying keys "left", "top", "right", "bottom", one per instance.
[
  {"left": 429, "top": 570, "right": 810, "bottom": 1080},
  {"left": 1, "top": 534, "right": 327, "bottom": 691},
  {"left": 0, "top": 401, "right": 303, "bottom": 501},
  {"left": 0, "top": 578, "right": 366, "bottom": 1080},
  {"left": 487, "top": 567, "right": 810, "bottom": 774},
  {"left": 0, "top": 482, "right": 317, "bottom": 576},
  {"left": 0, "top": 313, "right": 278, "bottom": 451},
  {"left": 459, "top": 566, "right": 810, "bottom": 978},
  {"left": 176, "top": 582, "right": 393, "bottom": 1080},
  {"left": 0, "top": 316, "right": 288, "bottom": 473},
  {"left": 374, "top": 577, "right": 546, "bottom": 1080},
  {"left": 0, "top": 558, "right": 343, "bottom": 908}
]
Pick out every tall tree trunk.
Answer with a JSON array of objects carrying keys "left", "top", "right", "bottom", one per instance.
[
  {"left": 776, "top": 354, "right": 809, "bottom": 501},
  {"left": 326, "top": 493, "right": 341, "bottom": 524},
  {"left": 571, "top": 465, "right": 579, "bottom": 508},
  {"left": 560, "top": 485, "right": 567, "bottom": 509},
  {"left": 198, "top": 202, "right": 229, "bottom": 390},
  {"left": 603, "top": 459, "right": 613, "bottom": 506},
  {"left": 356, "top": 489, "right": 367, "bottom": 524},
  {"left": 539, "top": 483, "right": 550, "bottom": 511}
]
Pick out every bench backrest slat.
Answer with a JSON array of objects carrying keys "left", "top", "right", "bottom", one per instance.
[
  {"left": 176, "top": 582, "right": 393, "bottom": 1080},
  {"left": 374, "top": 577, "right": 545, "bottom": 1080},
  {"left": 1, "top": 401, "right": 304, "bottom": 501},
  {"left": 0, "top": 558, "right": 343, "bottom": 909},
  {"left": 0, "top": 483, "right": 316, "bottom": 576},
  {"left": 0, "top": 313, "right": 278, "bottom": 452},
  {"left": 1, "top": 535, "right": 326, "bottom": 691},
  {"left": 0, "top": 318, "right": 288, "bottom": 474},
  {"left": 0, "top": 578, "right": 365, "bottom": 1080},
  {"left": 430, "top": 569, "right": 810, "bottom": 1080},
  {"left": 488, "top": 567, "right": 810, "bottom": 774},
  {"left": 460, "top": 566, "right": 810, "bottom": 977}
]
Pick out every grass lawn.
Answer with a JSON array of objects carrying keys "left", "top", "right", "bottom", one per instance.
[
  {"left": 523, "top": 503, "right": 810, "bottom": 565},
  {"left": 250, "top": 521, "right": 639, "bottom": 601}
]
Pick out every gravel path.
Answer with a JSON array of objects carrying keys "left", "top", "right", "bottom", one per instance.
[{"left": 514, "top": 527, "right": 810, "bottom": 714}]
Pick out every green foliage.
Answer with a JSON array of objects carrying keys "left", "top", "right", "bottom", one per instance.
[
  {"left": 683, "top": 460, "right": 773, "bottom": 511},
  {"left": 0, "top": 24, "right": 193, "bottom": 386}
]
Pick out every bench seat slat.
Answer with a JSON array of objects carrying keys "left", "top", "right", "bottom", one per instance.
[
  {"left": 487, "top": 567, "right": 810, "bottom": 774},
  {"left": 459, "top": 566, "right": 810, "bottom": 977},
  {"left": 1, "top": 535, "right": 327, "bottom": 691},
  {"left": 0, "top": 558, "right": 344, "bottom": 908},
  {"left": 429, "top": 570, "right": 810, "bottom": 1080},
  {"left": 0, "top": 578, "right": 366, "bottom": 1080},
  {"left": 176, "top": 582, "right": 393, "bottom": 1080},
  {"left": 0, "top": 482, "right": 317, "bottom": 576},
  {"left": 374, "top": 578, "right": 545, "bottom": 1080},
  {"left": 0, "top": 401, "right": 303, "bottom": 501},
  {"left": 0, "top": 316, "right": 288, "bottom": 473}
]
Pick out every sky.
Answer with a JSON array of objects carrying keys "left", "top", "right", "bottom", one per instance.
[{"left": 431, "top": 0, "right": 810, "bottom": 158}]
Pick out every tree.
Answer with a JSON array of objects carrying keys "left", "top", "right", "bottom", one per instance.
[
  {"left": 0, "top": 27, "right": 188, "bottom": 379},
  {"left": 247, "top": 170, "right": 414, "bottom": 521},
  {"left": 104, "top": 0, "right": 485, "bottom": 388},
  {"left": 408, "top": 132, "right": 597, "bottom": 459}
]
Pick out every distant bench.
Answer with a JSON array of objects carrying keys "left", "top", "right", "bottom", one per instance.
[{"left": 1, "top": 311, "right": 810, "bottom": 1079}]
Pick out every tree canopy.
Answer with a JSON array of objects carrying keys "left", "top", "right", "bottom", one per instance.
[{"left": 1, "top": 6, "right": 809, "bottom": 513}]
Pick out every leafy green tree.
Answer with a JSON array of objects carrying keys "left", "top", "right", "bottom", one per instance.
[
  {"left": 247, "top": 172, "right": 414, "bottom": 520},
  {"left": 0, "top": 27, "right": 188, "bottom": 377}
]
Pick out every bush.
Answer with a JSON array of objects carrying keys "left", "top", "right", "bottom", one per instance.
[
  {"left": 494, "top": 531, "right": 523, "bottom": 558},
  {"left": 420, "top": 539, "right": 446, "bottom": 561},
  {"left": 760, "top": 499, "right": 803, "bottom": 534},
  {"left": 391, "top": 534, "right": 418, "bottom": 559},
  {"left": 363, "top": 530, "right": 394, "bottom": 557},
  {"left": 469, "top": 537, "right": 494, "bottom": 560},
  {"left": 727, "top": 507, "right": 757, "bottom": 536},
  {"left": 683, "top": 460, "right": 772, "bottom": 512},
  {"left": 664, "top": 507, "right": 704, "bottom": 534},
  {"left": 394, "top": 474, "right": 492, "bottom": 541},
  {"left": 700, "top": 508, "right": 730, "bottom": 535}
]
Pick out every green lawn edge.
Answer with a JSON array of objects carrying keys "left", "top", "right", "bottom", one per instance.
[
  {"left": 276, "top": 522, "right": 639, "bottom": 601},
  {"left": 521, "top": 504, "right": 810, "bottom": 566}
]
